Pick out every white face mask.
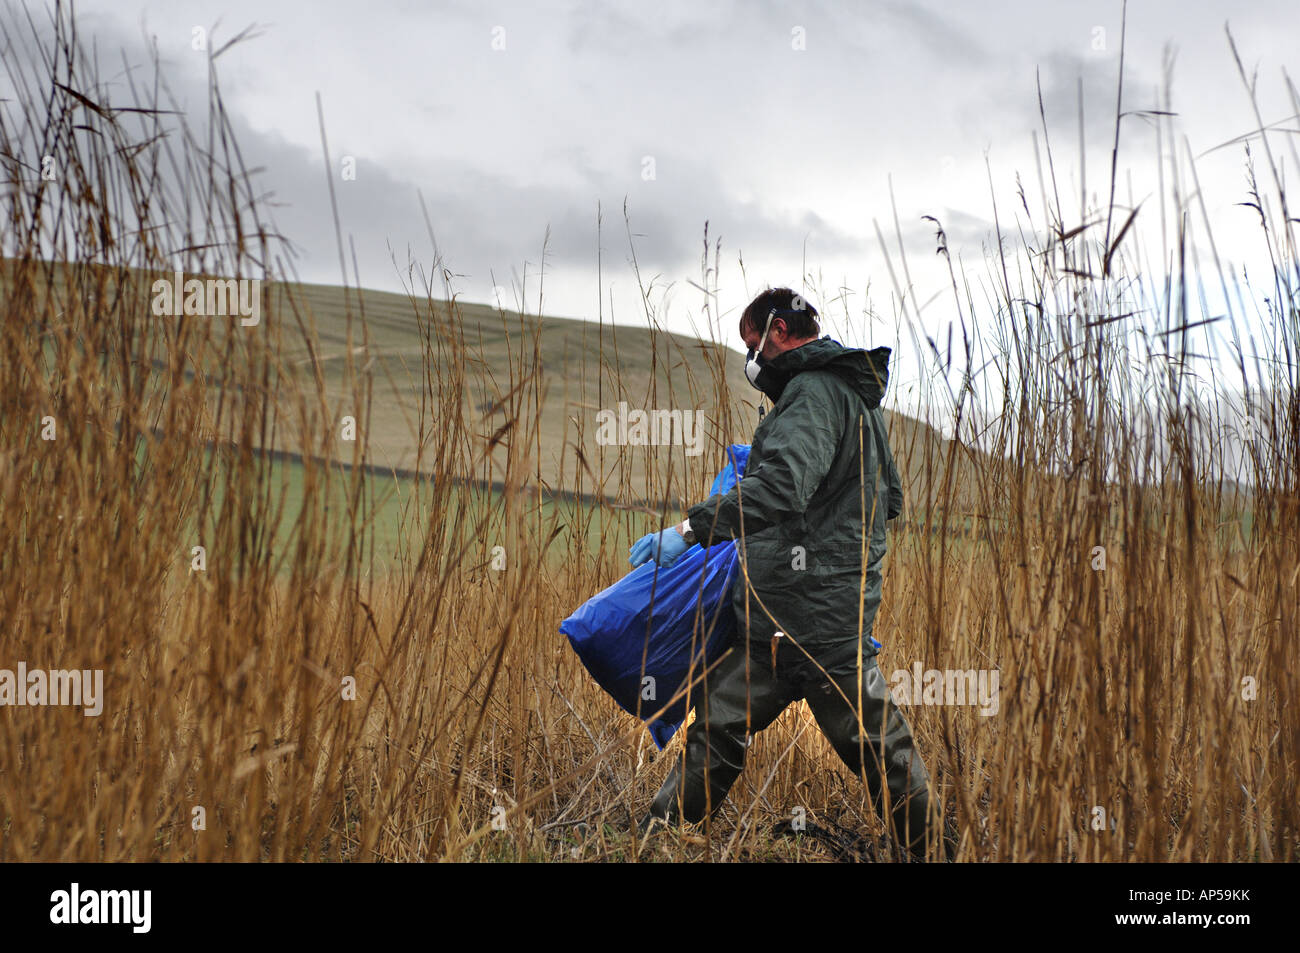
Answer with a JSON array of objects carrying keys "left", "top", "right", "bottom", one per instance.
[{"left": 744, "top": 311, "right": 777, "bottom": 390}]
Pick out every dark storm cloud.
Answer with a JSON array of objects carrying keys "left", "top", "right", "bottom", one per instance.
[
  {"left": 275, "top": 138, "right": 868, "bottom": 301},
  {"left": 1030, "top": 48, "right": 1145, "bottom": 151}
]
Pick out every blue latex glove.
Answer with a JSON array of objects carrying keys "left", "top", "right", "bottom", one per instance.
[{"left": 629, "top": 528, "right": 691, "bottom": 568}]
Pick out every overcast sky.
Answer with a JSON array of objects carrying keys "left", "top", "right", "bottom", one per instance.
[{"left": 20, "top": 0, "right": 1300, "bottom": 410}]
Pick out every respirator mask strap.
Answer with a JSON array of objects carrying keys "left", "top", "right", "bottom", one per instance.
[
  {"left": 759, "top": 309, "right": 777, "bottom": 351},
  {"left": 754, "top": 309, "right": 777, "bottom": 357},
  {"left": 745, "top": 310, "right": 778, "bottom": 388}
]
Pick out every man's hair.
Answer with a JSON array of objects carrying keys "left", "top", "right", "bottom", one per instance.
[{"left": 739, "top": 287, "right": 820, "bottom": 340}]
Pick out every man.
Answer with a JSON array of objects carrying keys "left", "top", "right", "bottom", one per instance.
[{"left": 629, "top": 287, "right": 942, "bottom": 859}]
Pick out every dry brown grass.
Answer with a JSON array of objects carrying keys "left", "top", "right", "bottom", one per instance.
[{"left": 0, "top": 6, "right": 1295, "bottom": 863}]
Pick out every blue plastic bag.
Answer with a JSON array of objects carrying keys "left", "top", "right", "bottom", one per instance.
[
  {"left": 561, "top": 445, "right": 750, "bottom": 748},
  {"left": 560, "top": 443, "right": 883, "bottom": 748}
]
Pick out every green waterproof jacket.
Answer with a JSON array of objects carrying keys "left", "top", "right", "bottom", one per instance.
[{"left": 686, "top": 337, "right": 902, "bottom": 670}]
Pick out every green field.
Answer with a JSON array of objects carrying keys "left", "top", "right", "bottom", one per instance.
[{"left": 178, "top": 445, "right": 671, "bottom": 577}]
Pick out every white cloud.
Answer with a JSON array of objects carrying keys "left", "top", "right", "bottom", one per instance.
[{"left": 32, "top": 0, "right": 1300, "bottom": 398}]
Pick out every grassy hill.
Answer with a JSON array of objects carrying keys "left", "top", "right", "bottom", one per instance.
[
  {"left": 272, "top": 279, "right": 968, "bottom": 510},
  {"left": 6, "top": 259, "right": 967, "bottom": 518}
]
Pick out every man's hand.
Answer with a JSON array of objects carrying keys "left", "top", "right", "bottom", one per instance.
[{"left": 629, "top": 526, "right": 692, "bottom": 568}]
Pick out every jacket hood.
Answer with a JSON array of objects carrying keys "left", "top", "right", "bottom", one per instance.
[{"left": 762, "top": 336, "right": 891, "bottom": 408}]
